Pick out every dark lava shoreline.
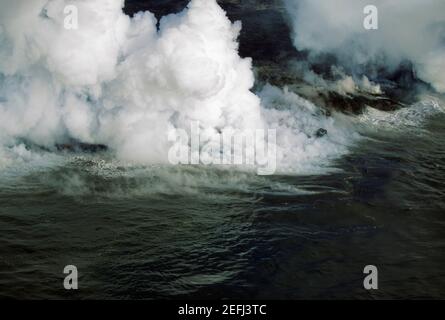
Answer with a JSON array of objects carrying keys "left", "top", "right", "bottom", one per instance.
[
  {"left": 51, "top": 0, "right": 428, "bottom": 153},
  {"left": 50, "top": 0, "right": 435, "bottom": 153},
  {"left": 124, "top": 0, "right": 429, "bottom": 114},
  {"left": 124, "top": 0, "right": 295, "bottom": 64}
]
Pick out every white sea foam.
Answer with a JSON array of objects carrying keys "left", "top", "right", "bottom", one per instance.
[{"left": 357, "top": 98, "right": 445, "bottom": 131}]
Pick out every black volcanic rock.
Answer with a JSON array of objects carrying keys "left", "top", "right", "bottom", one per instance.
[
  {"left": 315, "top": 128, "right": 327, "bottom": 138},
  {"left": 124, "top": 0, "right": 189, "bottom": 19},
  {"left": 124, "top": 0, "right": 296, "bottom": 62},
  {"left": 123, "top": 0, "right": 423, "bottom": 114},
  {"left": 56, "top": 142, "right": 108, "bottom": 153}
]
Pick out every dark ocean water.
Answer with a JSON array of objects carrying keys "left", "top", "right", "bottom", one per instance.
[
  {"left": 1, "top": 110, "right": 444, "bottom": 299},
  {"left": 0, "top": 0, "right": 444, "bottom": 300}
]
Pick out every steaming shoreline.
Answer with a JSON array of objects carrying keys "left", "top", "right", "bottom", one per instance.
[
  {"left": 1, "top": 0, "right": 445, "bottom": 300},
  {"left": 0, "top": 0, "right": 444, "bottom": 172}
]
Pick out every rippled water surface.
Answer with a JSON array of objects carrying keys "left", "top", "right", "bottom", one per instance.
[{"left": 1, "top": 109, "right": 444, "bottom": 299}]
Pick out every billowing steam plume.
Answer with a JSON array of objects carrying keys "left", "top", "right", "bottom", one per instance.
[
  {"left": 0, "top": 0, "right": 353, "bottom": 173},
  {"left": 284, "top": 0, "right": 445, "bottom": 93}
]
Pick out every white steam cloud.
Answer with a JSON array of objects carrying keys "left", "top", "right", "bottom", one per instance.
[
  {"left": 284, "top": 0, "right": 445, "bottom": 93},
  {"left": 0, "top": 0, "right": 261, "bottom": 160},
  {"left": 0, "top": 0, "right": 354, "bottom": 174}
]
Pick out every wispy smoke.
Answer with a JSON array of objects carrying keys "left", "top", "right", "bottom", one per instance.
[{"left": 284, "top": 0, "right": 445, "bottom": 93}]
